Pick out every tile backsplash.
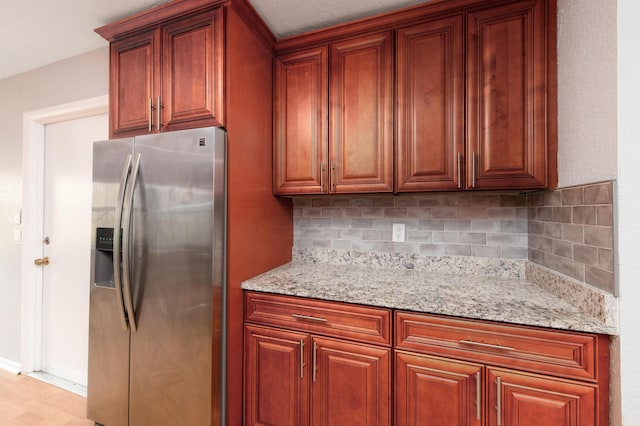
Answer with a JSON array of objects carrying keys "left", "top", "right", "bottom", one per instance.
[
  {"left": 293, "top": 193, "right": 529, "bottom": 258},
  {"left": 292, "top": 180, "right": 616, "bottom": 295},
  {"left": 527, "top": 181, "right": 615, "bottom": 294}
]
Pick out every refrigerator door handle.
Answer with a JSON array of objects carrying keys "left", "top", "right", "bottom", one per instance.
[
  {"left": 122, "top": 153, "right": 141, "bottom": 333},
  {"left": 113, "top": 154, "right": 132, "bottom": 331}
]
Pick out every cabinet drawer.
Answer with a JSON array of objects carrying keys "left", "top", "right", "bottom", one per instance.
[
  {"left": 396, "top": 311, "right": 600, "bottom": 382},
  {"left": 245, "top": 292, "right": 391, "bottom": 346}
]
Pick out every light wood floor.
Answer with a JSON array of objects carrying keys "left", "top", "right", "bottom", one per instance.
[{"left": 0, "top": 369, "right": 93, "bottom": 425}]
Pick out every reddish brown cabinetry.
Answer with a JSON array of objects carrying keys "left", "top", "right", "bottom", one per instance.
[
  {"left": 99, "top": 8, "right": 224, "bottom": 138},
  {"left": 274, "top": 0, "right": 557, "bottom": 194},
  {"left": 244, "top": 292, "right": 392, "bottom": 426},
  {"left": 396, "top": 15, "right": 465, "bottom": 192},
  {"left": 466, "top": 0, "right": 552, "bottom": 189},
  {"left": 395, "top": 311, "right": 609, "bottom": 426},
  {"left": 274, "top": 32, "right": 394, "bottom": 195}
]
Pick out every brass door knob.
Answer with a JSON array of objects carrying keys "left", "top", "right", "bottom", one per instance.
[{"left": 34, "top": 257, "right": 50, "bottom": 266}]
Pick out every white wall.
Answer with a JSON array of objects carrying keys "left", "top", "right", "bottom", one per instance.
[
  {"left": 617, "top": 0, "right": 640, "bottom": 422},
  {"left": 557, "top": 0, "right": 618, "bottom": 187},
  {"left": 0, "top": 47, "right": 108, "bottom": 365}
]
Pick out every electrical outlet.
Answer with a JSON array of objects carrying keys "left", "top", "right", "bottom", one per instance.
[{"left": 392, "top": 223, "right": 405, "bottom": 242}]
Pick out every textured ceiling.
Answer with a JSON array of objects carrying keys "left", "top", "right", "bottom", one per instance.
[{"left": 0, "top": 0, "right": 431, "bottom": 80}]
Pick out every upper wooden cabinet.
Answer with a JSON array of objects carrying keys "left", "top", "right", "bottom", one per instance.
[
  {"left": 274, "top": 0, "right": 557, "bottom": 194},
  {"left": 467, "top": 0, "right": 551, "bottom": 189},
  {"left": 98, "top": 7, "right": 224, "bottom": 138},
  {"left": 274, "top": 32, "right": 394, "bottom": 195},
  {"left": 396, "top": 15, "right": 465, "bottom": 192}
]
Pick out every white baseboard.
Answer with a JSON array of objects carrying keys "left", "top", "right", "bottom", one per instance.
[{"left": 0, "top": 357, "right": 21, "bottom": 375}]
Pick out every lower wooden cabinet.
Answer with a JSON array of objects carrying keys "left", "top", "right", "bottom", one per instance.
[
  {"left": 487, "top": 368, "right": 596, "bottom": 426},
  {"left": 395, "top": 351, "right": 598, "bottom": 426},
  {"left": 244, "top": 293, "right": 392, "bottom": 426},
  {"left": 243, "top": 292, "right": 609, "bottom": 426},
  {"left": 395, "top": 351, "right": 482, "bottom": 426}
]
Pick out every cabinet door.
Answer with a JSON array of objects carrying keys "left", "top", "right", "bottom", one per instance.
[
  {"left": 311, "top": 336, "right": 391, "bottom": 426},
  {"left": 162, "top": 8, "right": 224, "bottom": 132},
  {"left": 395, "top": 351, "right": 482, "bottom": 426},
  {"left": 487, "top": 368, "right": 596, "bottom": 426},
  {"left": 396, "top": 16, "right": 464, "bottom": 192},
  {"left": 274, "top": 47, "right": 328, "bottom": 195},
  {"left": 467, "top": 0, "right": 549, "bottom": 189},
  {"left": 244, "top": 324, "right": 310, "bottom": 426},
  {"left": 330, "top": 32, "right": 394, "bottom": 193},
  {"left": 109, "top": 28, "right": 160, "bottom": 138}
]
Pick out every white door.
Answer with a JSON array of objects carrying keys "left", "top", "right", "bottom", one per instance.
[{"left": 39, "top": 114, "right": 108, "bottom": 387}]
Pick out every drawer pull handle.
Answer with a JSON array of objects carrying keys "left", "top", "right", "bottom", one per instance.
[
  {"left": 459, "top": 340, "right": 515, "bottom": 352},
  {"left": 313, "top": 341, "right": 318, "bottom": 382},
  {"left": 292, "top": 314, "right": 328, "bottom": 323}
]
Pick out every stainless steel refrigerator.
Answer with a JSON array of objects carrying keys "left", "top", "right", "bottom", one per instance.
[{"left": 87, "top": 127, "right": 226, "bottom": 426}]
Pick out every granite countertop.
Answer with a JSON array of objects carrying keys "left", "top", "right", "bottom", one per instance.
[{"left": 241, "top": 260, "right": 617, "bottom": 335}]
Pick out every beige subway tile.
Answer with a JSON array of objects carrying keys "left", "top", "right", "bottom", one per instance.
[
  {"left": 418, "top": 197, "right": 444, "bottom": 207},
  {"left": 406, "top": 207, "right": 432, "bottom": 219},
  {"left": 536, "top": 207, "right": 553, "bottom": 221},
  {"left": 584, "top": 182, "right": 613, "bottom": 205},
  {"left": 351, "top": 198, "right": 373, "bottom": 207},
  {"left": 373, "top": 241, "right": 396, "bottom": 252},
  {"left": 561, "top": 224, "right": 584, "bottom": 244},
  {"left": 362, "top": 230, "right": 384, "bottom": 240},
  {"left": 394, "top": 242, "right": 420, "bottom": 253},
  {"left": 384, "top": 208, "right": 408, "bottom": 218},
  {"left": 527, "top": 207, "right": 538, "bottom": 220},
  {"left": 407, "top": 230, "right": 433, "bottom": 242},
  {"left": 351, "top": 219, "right": 373, "bottom": 229},
  {"left": 543, "top": 222, "right": 562, "bottom": 239},
  {"left": 596, "top": 206, "right": 613, "bottom": 226},
  {"left": 471, "top": 245, "right": 500, "bottom": 258},
  {"left": 471, "top": 194, "right": 501, "bottom": 206},
  {"left": 419, "top": 243, "right": 447, "bottom": 255},
  {"left": 486, "top": 207, "right": 516, "bottom": 219},
  {"left": 538, "top": 236, "right": 553, "bottom": 252},
  {"left": 526, "top": 192, "right": 545, "bottom": 207},
  {"left": 500, "top": 246, "right": 528, "bottom": 259},
  {"left": 528, "top": 221, "right": 544, "bottom": 235},
  {"left": 330, "top": 197, "right": 352, "bottom": 207},
  {"left": 360, "top": 207, "right": 385, "bottom": 218},
  {"left": 529, "top": 248, "right": 545, "bottom": 264},
  {"left": 501, "top": 220, "right": 528, "bottom": 233},
  {"left": 431, "top": 207, "right": 459, "bottom": 219},
  {"left": 394, "top": 197, "right": 419, "bottom": 207},
  {"left": 433, "top": 232, "right": 459, "bottom": 243},
  {"left": 552, "top": 207, "right": 572, "bottom": 223},
  {"left": 331, "top": 239, "right": 352, "bottom": 250},
  {"left": 458, "top": 207, "right": 489, "bottom": 219},
  {"left": 293, "top": 198, "right": 313, "bottom": 207},
  {"left": 373, "top": 197, "right": 395, "bottom": 207},
  {"left": 419, "top": 220, "right": 445, "bottom": 231},
  {"left": 443, "top": 194, "right": 471, "bottom": 207},
  {"left": 444, "top": 220, "right": 471, "bottom": 231},
  {"left": 446, "top": 244, "right": 471, "bottom": 256},
  {"left": 322, "top": 207, "right": 345, "bottom": 217},
  {"left": 598, "top": 248, "right": 615, "bottom": 272},
  {"left": 561, "top": 187, "right": 584, "bottom": 205},
  {"left": 500, "top": 194, "right": 527, "bottom": 207},
  {"left": 544, "top": 191, "right": 562, "bottom": 206},
  {"left": 559, "top": 258, "right": 586, "bottom": 281},
  {"left": 552, "top": 239, "right": 573, "bottom": 259},
  {"left": 312, "top": 198, "right": 331, "bottom": 207},
  {"left": 487, "top": 233, "right": 517, "bottom": 246},
  {"left": 573, "top": 244, "right": 598, "bottom": 265},
  {"left": 471, "top": 220, "right": 501, "bottom": 232},
  {"left": 585, "top": 265, "right": 615, "bottom": 293},
  {"left": 352, "top": 240, "right": 374, "bottom": 251},
  {"left": 516, "top": 208, "right": 528, "bottom": 220},
  {"left": 584, "top": 226, "right": 614, "bottom": 249},
  {"left": 528, "top": 234, "right": 539, "bottom": 249},
  {"left": 572, "top": 206, "right": 597, "bottom": 225},
  {"left": 460, "top": 232, "right": 487, "bottom": 245}
]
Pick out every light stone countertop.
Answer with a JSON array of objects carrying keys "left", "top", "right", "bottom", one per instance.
[{"left": 241, "top": 261, "right": 617, "bottom": 335}]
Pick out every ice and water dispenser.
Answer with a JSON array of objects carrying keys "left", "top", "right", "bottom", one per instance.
[{"left": 94, "top": 227, "right": 117, "bottom": 288}]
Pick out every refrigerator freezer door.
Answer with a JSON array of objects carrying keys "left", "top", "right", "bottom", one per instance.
[
  {"left": 87, "top": 139, "right": 133, "bottom": 426},
  {"left": 128, "top": 127, "right": 226, "bottom": 425}
]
